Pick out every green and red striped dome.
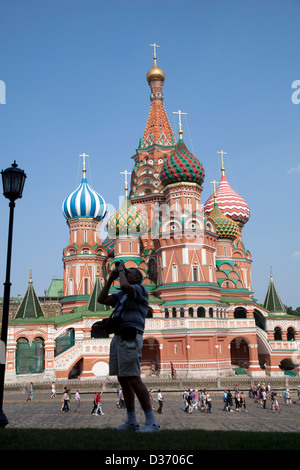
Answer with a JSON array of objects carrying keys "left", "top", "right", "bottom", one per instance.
[{"left": 160, "top": 140, "right": 205, "bottom": 187}]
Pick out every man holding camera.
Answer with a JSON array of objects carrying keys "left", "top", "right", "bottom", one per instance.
[{"left": 97, "top": 260, "right": 160, "bottom": 432}]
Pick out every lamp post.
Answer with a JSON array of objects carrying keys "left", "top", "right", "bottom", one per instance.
[{"left": 0, "top": 161, "right": 26, "bottom": 427}]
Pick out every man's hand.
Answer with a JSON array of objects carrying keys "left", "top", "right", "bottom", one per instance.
[{"left": 117, "top": 260, "right": 126, "bottom": 273}]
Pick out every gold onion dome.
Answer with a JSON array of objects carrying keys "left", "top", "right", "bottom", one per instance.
[
  {"left": 209, "top": 197, "right": 239, "bottom": 240},
  {"left": 106, "top": 195, "right": 148, "bottom": 239},
  {"left": 146, "top": 57, "right": 165, "bottom": 83}
]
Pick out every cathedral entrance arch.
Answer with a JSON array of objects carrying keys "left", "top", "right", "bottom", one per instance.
[
  {"left": 230, "top": 337, "right": 250, "bottom": 368},
  {"left": 141, "top": 337, "right": 160, "bottom": 375}
]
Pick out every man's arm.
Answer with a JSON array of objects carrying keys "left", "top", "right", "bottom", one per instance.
[
  {"left": 97, "top": 270, "right": 118, "bottom": 306},
  {"left": 117, "top": 260, "right": 134, "bottom": 297}
]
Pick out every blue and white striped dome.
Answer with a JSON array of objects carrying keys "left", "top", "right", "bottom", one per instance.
[{"left": 62, "top": 169, "right": 107, "bottom": 220}]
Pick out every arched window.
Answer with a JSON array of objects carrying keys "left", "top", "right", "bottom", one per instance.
[
  {"left": 197, "top": 307, "right": 205, "bottom": 317},
  {"left": 274, "top": 326, "right": 282, "bottom": 340},
  {"left": 165, "top": 308, "right": 169, "bottom": 318},
  {"left": 193, "top": 267, "right": 198, "bottom": 282},
  {"left": 287, "top": 327, "right": 295, "bottom": 341},
  {"left": 172, "top": 307, "right": 177, "bottom": 318},
  {"left": 234, "top": 307, "right": 247, "bottom": 319},
  {"left": 16, "top": 337, "right": 44, "bottom": 375},
  {"left": 188, "top": 307, "right": 194, "bottom": 317},
  {"left": 180, "top": 307, "right": 185, "bottom": 318}
]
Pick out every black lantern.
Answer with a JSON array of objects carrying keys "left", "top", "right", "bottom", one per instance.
[
  {"left": 1, "top": 161, "right": 26, "bottom": 202},
  {"left": 0, "top": 161, "right": 26, "bottom": 427}
]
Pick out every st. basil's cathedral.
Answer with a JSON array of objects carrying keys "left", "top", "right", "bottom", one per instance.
[{"left": 4, "top": 49, "right": 300, "bottom": 383}]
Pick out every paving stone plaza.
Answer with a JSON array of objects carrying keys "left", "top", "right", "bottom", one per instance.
[{"left": 2, "top": 387, "right": 300, "bottom": 433}]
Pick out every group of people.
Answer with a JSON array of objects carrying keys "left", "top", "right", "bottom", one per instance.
[
  {"left": 59, "top": 386, "right": 81, "bottom": 413},
  {"left": 183, "top": 389, "right": 212, "bottom": 413},
  {"left": 223, "top": 387, "right": 248, "bottom": 412}
]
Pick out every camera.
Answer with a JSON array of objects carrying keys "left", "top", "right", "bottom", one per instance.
[{"left": 115, "top": 261, "right": 129, "bottom": 274}]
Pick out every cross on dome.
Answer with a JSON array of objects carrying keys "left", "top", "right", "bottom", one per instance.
[
  {"left": 217, "top": 150, "right": 228, "bottom": 174},
  {"left": 79, "top": 153, "right": 90, "bottom": 175},
  {"left": 210, "top": 180, "right": 219, "bottom": 195},
  {"left": 150, "top": 42, "right": 160, "bottom": 59},
  {"left": 120, "top": 169, "right": 131, "bottom": 196},
  {"left": 173, "top": 109, "right": 187, "bottom": 139}
]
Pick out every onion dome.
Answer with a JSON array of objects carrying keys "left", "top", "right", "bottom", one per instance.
[
  {"left": 204, "top": 167, "right": 250, "bottom": 226},
  {"left": 146, "top": 57, "right": 165, "bottom": 83},
  {"left": 62, "top": 166, "right": 106, "bottom": 220},
  {"left": 209, "top": 196, "right": 239, "bottom": 240},
  {"left": 106, "top": 194, "right": 148, "bottom": 238},
  {"left": 160, "top": 137, "right": 205, "bottom": 187}
]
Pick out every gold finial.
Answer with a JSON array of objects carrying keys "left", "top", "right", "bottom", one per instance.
[
  {"left": 79, "top": 153, "right": 89, "bottom": 177},
  {"left": 120, "top": 170, "right": 131, "bottom": 197},
  {"left": 173, "top": 110, "right": 187, "bottom": 140},
  {"left": 147, "top": 43, "right": 165, "bottom": 83},
  {"left": 217, "top": 150, "right": 227, "bottom": 175},
  {"left": 270, "top": 266, "right": 273, "bottom": 280},
  {"left": 29, "top": 268, "right": 32, "bottom": 285}
]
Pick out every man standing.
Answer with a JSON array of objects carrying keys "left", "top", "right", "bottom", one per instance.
[
  {"left": 98, "top": 260, "right": 160, "bottom": 432},
  {"left": 157, "top": 389, "right": 164, "bottom": 413}
]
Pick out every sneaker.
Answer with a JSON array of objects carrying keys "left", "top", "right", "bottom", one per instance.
[
  {"left": 138, "top": 423, "right": 161, "bottom": 433},
  {"left": 116, "top": 422, "right": 139, "bottom": 431}
]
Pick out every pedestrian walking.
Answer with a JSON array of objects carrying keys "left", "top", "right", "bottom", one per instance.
[
  {"left": 25, "top": 382, "right": 33, "bottom": 402},
  {"left": 240, "top": 391, "right": 248, "bottom": 412},
  {"left": 61, "top": 389, "right": 71, "bottom": 412},
  {"left": 148, "top": 389, "right": 155, "bottom": 410},
  {"left": 157, "top": 389, "right": 164, "bottom": 414},
  {"left": 271, "top": 393, "right": 281, "bottom": 413},
  {"left": 91, "top": 392, "right": 98, "bottom": 414},
  {"left": 206, "top": 392, "right": 212, "bottom": 413},
  {"left": 226, "top": 390, "right": 234, "bottom": 412},
  {"left": 186, "top": 391, "right": 193, "bottom": 413},
  {"left": 75, "top": 389, "right": 81, "bottom": 412},
  {"left": 50, "top": 382, "right": 56, "bottom": 398},
  {"left": 93, "top": 391, "right": 105, "bottom": 415},
  {"left": 261, "top": 388, "right": 267, "bottom": 409},
  {"left": 119, "top": 389, "right": 126, "bottom": 410},
  {"left": 223, "top": 390, "right": 228, "bottom": 411},
  {"left": 193, "top": 390, "right": 198, "bottom": 410},
  {"left": 234, "top": 391, "right": 241, "bottom": 411}
]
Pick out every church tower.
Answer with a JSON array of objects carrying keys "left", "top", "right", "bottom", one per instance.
[
  {"left": 61, "top": 154, "right": 107, "bottom": 313},
  {"left": 129, "top": 45, "right": 177, "bottom": 220}
]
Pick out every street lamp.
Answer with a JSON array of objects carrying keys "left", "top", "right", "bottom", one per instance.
[{"left": 0, "top": 161, "right": 26, "bottom": 427}]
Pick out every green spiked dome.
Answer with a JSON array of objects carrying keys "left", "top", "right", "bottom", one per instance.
[
  {"left": 209, "top": 198, "right": 239, "bottom": 240},
  {"left": 15, "top": 272, "right": 44, "bottom": 319},
  {"left": 263, "top": 269, "right": 286, "bottom": 313},
  {"left": 160, "top": 138, "right": 205, "bottom": 187},
  {"left": 106, "top": 195, "right": 148, "bottom": 238}
]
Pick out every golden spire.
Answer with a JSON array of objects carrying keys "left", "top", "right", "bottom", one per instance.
[{"left": 146, "top": 43, "right": 165, "bottom": 83}]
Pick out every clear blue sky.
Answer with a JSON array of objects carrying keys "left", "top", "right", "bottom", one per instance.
[{"left": 0, "top": 0, "right": 299, "bottom": 308}]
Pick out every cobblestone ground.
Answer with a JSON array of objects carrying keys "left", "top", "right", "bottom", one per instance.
[{"left": 3, "top": 389, "right": 300, "bottom": 433}]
